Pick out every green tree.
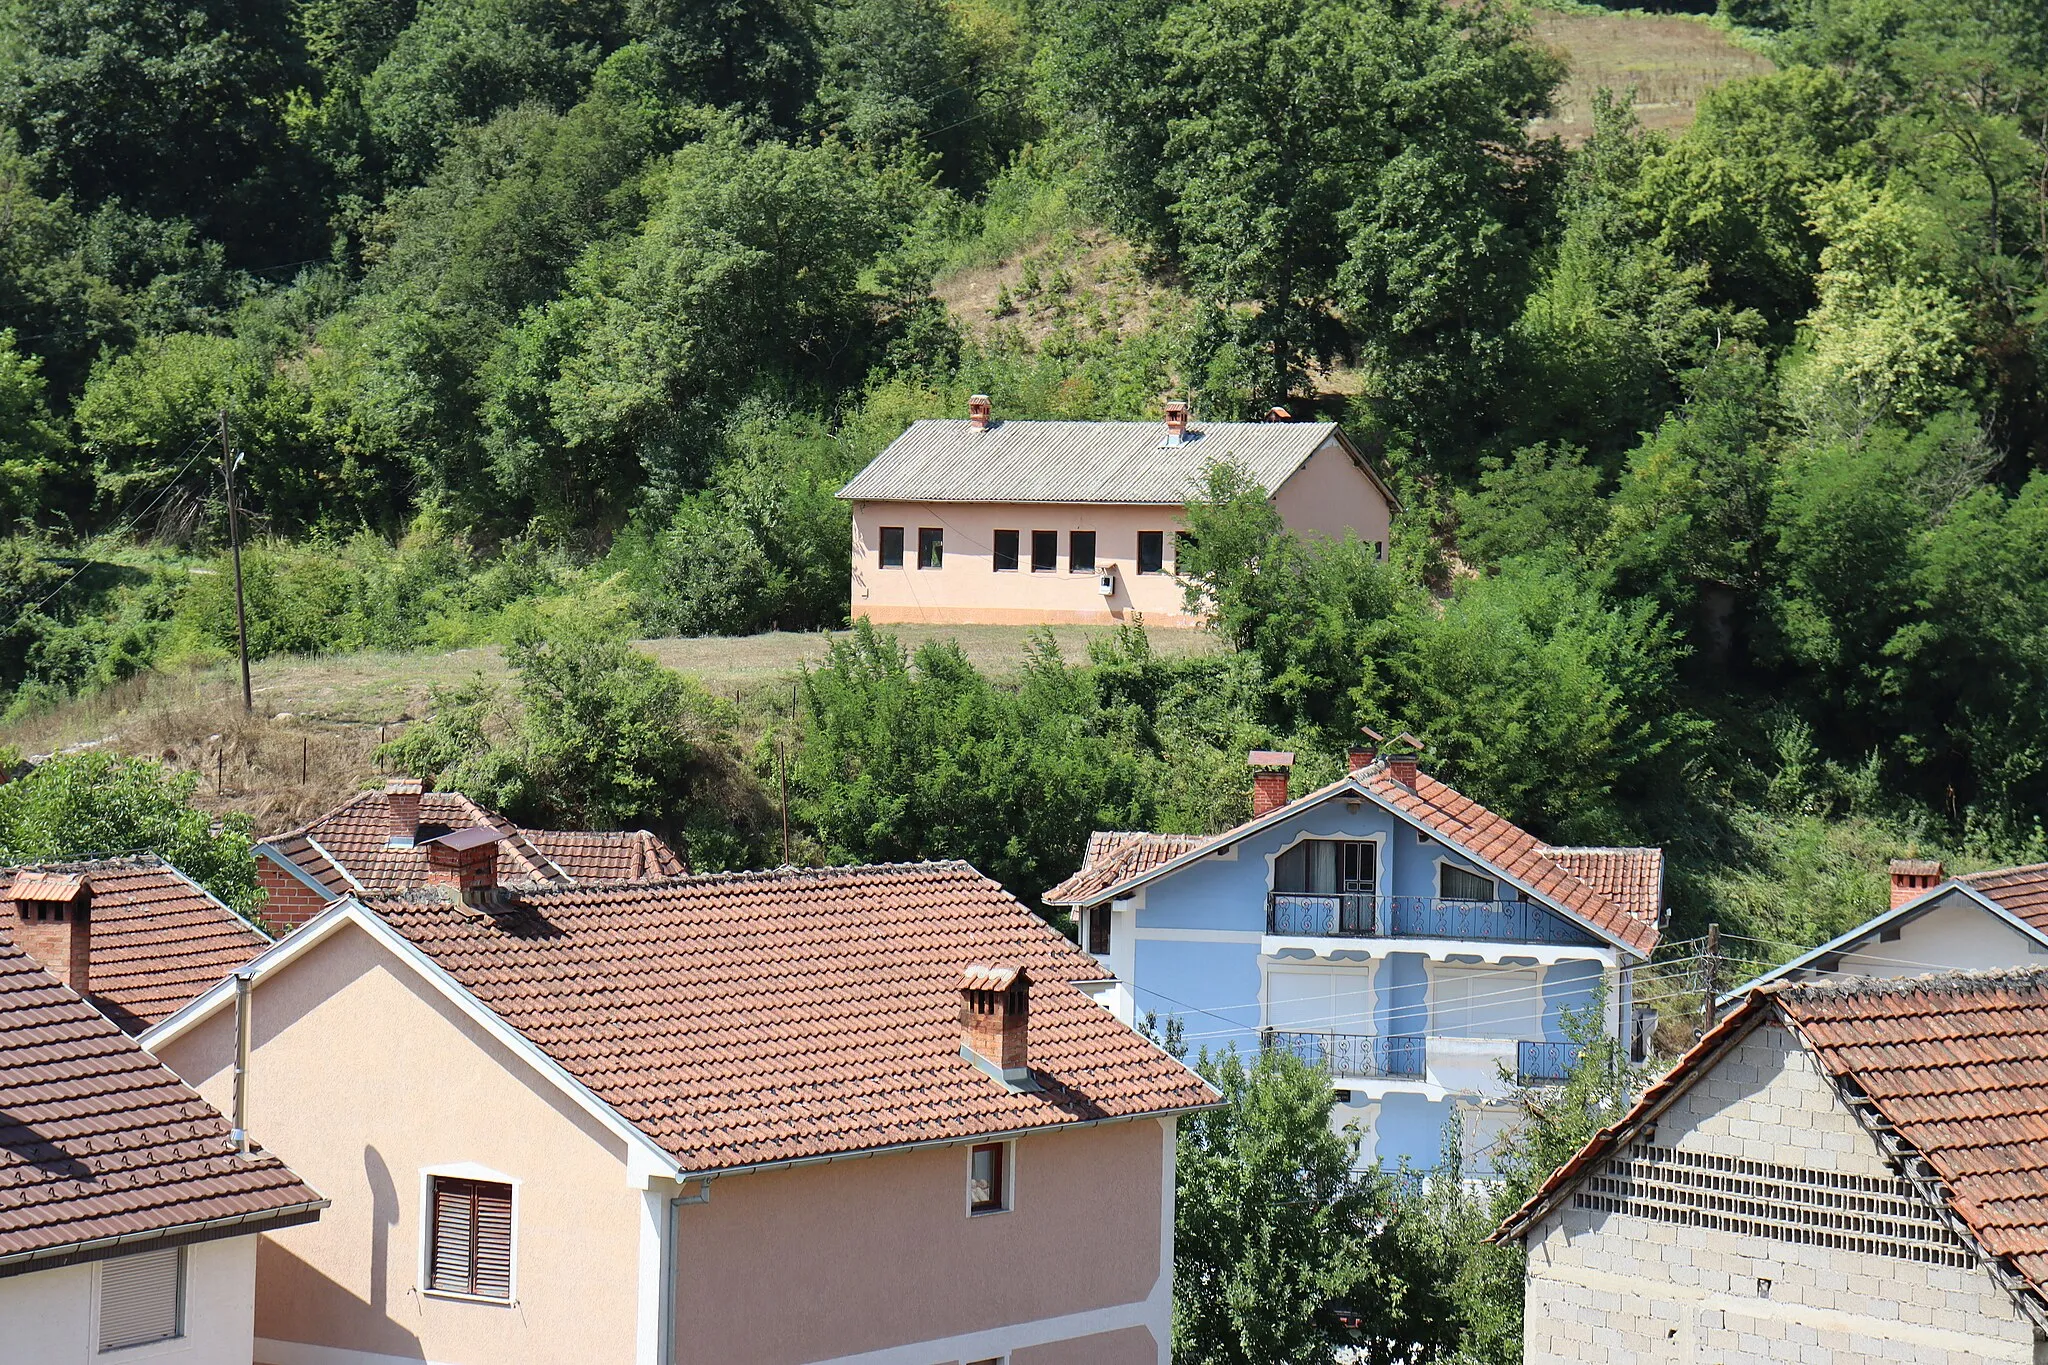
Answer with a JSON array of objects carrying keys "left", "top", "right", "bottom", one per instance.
[
  {"left": 0, "top": 331, "right": 69, "bottom": 529},
  {"left": 1174, "top": 1045, "right": 1390, "bottom": 1364},
  {"left": 0, "top": 753, "right": 260, "bottom": 913}
]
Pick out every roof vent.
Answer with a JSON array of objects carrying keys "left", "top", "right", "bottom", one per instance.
[
  {"left": 968, "top": 394, "right": 992, "bottom": 433},
  {"left": 1267, "top": 405, "right": 1293, "bottom": 422},
  {"left": 1889, "top": 858, "right": 1944, "bottom": 910},
  {"left": 1249, "top": 750, "right": 1294, "bottom": 817},
  {"left": 386, "top": 777, "right": 423, "bottom": 848},
  {"left": 960, "top": 964, "right": 1034, "bottom": 1089},
  {"left": 8, "top": 870, "right": 92, "bottom": 995},
  {"left": 1163, "top": 399, "right": 1189, "bottom": 446},
  {"left": 423, "top": 827, "right": 504, "bottom": 905}
]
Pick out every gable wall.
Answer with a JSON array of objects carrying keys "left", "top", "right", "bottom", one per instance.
[
  {"left": 1268, "top": 437, "right": 1394, "bottom": 545},
  {"left": 152, "top": 920, "right": 645, "bottom": 1365},
  {"left": 1523, "top": 1022, "right": 2040, "bottom": 1364},
  {"left": 1831, "top": 892, "right": 2048, "bottom": 980}
]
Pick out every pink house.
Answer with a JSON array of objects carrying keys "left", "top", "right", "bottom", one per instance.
[
  {"left": 142, "top": 853, "right": 1218, "bottom": 1365},
  {"left": 839, "top": 399, "right": 1399, "bottom": 626}
]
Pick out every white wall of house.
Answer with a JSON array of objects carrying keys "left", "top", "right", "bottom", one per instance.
[
  {"left": 1832, "top": 892, "right": 2048, "bottom": 980},
  {"left": 0, "top": 1236, "right": 258, "bottom": 1365},
  {"left": 1522, "top": 1023, "right": 2039, "bottom": 1363}
]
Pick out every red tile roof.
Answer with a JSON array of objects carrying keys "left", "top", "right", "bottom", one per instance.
[
  {"left": 1045, "top": 765, "right": 1661, "bottom": 954},
  {"left": 363, "top": 862, "right": 1217, "bottom": 1174},
  {"left": 1961, "top": 864, "right": 2048, "bottom": 932},
  {"left": 1, "top": 858, "right": 270, "bottom": 1035},
  {"left": 523, "top": 828, "right": 688, "bottom": 882},
  {"left": 262, "top": 791, "right": 687, "bottom": 897},
  {"left": 1043, "top": 831, "right": 1210, "bottom": 905},
  {"left": 0, "top": 942, "right": 324, "bottom": 1272},
  {"left": 1497, "top": 967, "right": 2048, "bottom": 1311}
]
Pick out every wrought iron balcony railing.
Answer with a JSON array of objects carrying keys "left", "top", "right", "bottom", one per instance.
[
  {"left": 1261, "top": 1027, "right": 1427, "bottom": 1079},
  {"left": 1265, "top": 892, "right": 1598, "bottom": 946},
  {"left": 1516, "top": 1039, "right": 1583, "bottom": 1085}
]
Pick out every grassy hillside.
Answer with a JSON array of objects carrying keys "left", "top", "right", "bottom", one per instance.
[{"left": 1529, "top": 9, "right": 1775, "bottom": 142}]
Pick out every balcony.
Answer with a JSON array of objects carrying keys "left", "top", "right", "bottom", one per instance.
[
  {"left": 1261, "top": 1028, "right": 1425, "bottom": 1080},
  {"left": 1265, "top": 892, "right": 1599, "bottom": 947},
  {"left": 1515, "top": 1039, "right": 1583, "bottom": 1085}
]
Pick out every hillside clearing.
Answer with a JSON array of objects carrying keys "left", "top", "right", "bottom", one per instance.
[{"left": 1529, "top": 9, "right": 1775, "bottom": 142}]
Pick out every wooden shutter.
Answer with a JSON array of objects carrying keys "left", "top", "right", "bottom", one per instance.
[
  {"left": 100, "top": 1246, "right": 183, "bottom": 1350},
  {"left": 430, "top": 1176, "right": 513, "bottom": 1299}
]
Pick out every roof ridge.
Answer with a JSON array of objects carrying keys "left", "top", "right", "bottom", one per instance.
[
  {"left": 1, "top": 852, "right": 168, "bottom": 875},
  {"left": 1963, "top": 862, "right": 2048, "bottom": 882},
  {"left": 1778, "top": 963, "right": 2048, "bottom": 998}
]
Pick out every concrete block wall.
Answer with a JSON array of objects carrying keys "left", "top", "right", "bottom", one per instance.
[{"left": 1523, "top": 1023, "right": 2043, "bottom": 1364}]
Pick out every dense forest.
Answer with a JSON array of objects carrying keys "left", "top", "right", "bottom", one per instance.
[{"left": 3, "top": 0, "right": 2047, "bottom": 977}]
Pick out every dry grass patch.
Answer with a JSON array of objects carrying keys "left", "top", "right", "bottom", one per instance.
[{"left": 1529, "top": 9, "right": 1775, "bottom": 143}]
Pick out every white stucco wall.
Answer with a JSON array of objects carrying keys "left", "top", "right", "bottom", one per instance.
[
  {"left": 0, "top": 1235, "right": 259, "bottom": 1365},
  {"left": 1833, "top": 893, "right": 2048, "bottom": 979}
]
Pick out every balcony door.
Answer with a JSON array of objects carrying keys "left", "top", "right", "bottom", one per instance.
[{"left": 1274, "top": 840, "right": 1377, "bottom": 894}]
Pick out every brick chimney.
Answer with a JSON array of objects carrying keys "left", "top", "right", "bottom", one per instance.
[
  {"left": 968, "top": 394, "right": 992, "bottom": 432},
  {"left": 961, "top": 964, "right": 1032, "bottom": 1087},
  {"left": 423, "top": 828, "right": 503, "bottom": 905},
  {"left": 1386, "top": 731, "right": 1424, "bottom": 788},
  {"left": 1348, "top": 747, "right": 1375, "bottom": 773},
  {"left": 1164, "top": 399, "right": 1189, "bottom": 446},
  {"left": 1889, "top": 858, "right": 1944, "bottom": 909},
  {"left": 1267, "top": 405, "right": 1292, "bottom": 422},
  {"left": 8, "top": 870, "right": 92, "bottom": 995},
  {"left": 1249, "top": 750, "right": 1295, "bottom": 817},
  {"left": 386, "top": 777, "right": 423, "bottom": 848}
]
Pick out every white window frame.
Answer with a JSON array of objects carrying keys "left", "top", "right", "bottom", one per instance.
[
  {"left": 419, "top": 1161, "right": 521, "bottom": 1306},
  {"left": 95, "top": 1244, "right": 186, "bottom": 1356},
  {"left": 1265, "top": 830, "right": 1387, "bottom": 894},
  {"left": 965, "top": 1139, "right": 1016, "bottom": 1218},
  {"left": 1433, "top": 855, "right": 1499, "bottom": 902}
]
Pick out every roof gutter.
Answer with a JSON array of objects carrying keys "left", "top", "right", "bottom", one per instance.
[
  {"left": 0, "top": 1199, "right": 330, "bottom": 1279},
  {"left": 675, "top": 1100, "right": 1224, "bottom": 1187}
]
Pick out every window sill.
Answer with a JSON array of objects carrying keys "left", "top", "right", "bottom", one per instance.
[
  {"left": 969, "top": 1205, "right": 1012, "bottom": 1218},
  {"left": 422, "top": 1288, "right": 516, "bottom": 1307}
]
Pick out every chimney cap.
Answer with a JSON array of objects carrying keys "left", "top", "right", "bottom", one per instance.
[
  {"left": 1889, "top": 858, "right": 1944, "bottom": 877},
  {"left": 1247, "top": 750, "right": 1295, "bottom": 768},
  {"left": 385, "top": 777, "right": 424, "bottom": 796},
  {"left": 422, "top": 825, "right": 507, "bottom": 852},
  {"left": 8, "top": 870, "right": 88, "bottom": 903},
  {"left": 961, "top": 963, "right": 1027, "bottom": 993}
]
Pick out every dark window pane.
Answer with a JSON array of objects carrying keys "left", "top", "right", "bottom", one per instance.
[
  {"left": 1087, "top": 905, "right": 1110, "bottom": 956},
  {"left": 1031, "top": 530, "right": 1057, "bottom": 572},
  {"left": 1069, "top": 531, "right": 1096, "bottom": 572},
  {"left": 993, "top": 529, "right": 1019, "bottom": 572},
  {"left": 1440, "top": 864, "right": 1496, "bottom": 901},
  {"left": 918, "top": 527, "right": 943, "bottom": 569},
  {"left": 969, "top": 1143, "right": 1006, "bottom": 1212},
  {"left": 878, "top": 526, "right": 904, "bottom": 569},
  {"left": 1137, "top": 530, "right": 1164, "bottom": 574}
]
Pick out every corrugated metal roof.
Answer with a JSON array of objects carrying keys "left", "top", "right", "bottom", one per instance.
[{"left": 838, "top": 419, "right": 1347, "bottom": 505}]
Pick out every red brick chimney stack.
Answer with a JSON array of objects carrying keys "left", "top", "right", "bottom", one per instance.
[
  {"left": 1164, "top": 400, "right": 1189, "bottom": 445},
  {"left": 423, "top": 828, "right": 503, "bottom": 905},
  {"left": 8, "top": 871, "right": 92, "bottom": 995},
  {"left": 1348, "top": 747, "right": 1375, "bottom": 773},
  {"left": 1249, "top": 750, "right": 1295, "bottom": 817},
  {"left": 968, "top": 394, "right": 992, "bottom": 432},
  {"left": 1386, "top": 732, "right": 1423, "bottom": 788},
  {"left": 1889, "top": 858, "right": 1944, "bottom": 910},
  {"left": 961, "top": 964, "right": 1031, "bottom": 1086},
  {"left": 386, "top": 777, "right": 423, "bottom": 848}
]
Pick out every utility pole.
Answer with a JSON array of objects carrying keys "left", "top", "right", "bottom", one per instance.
[
  {"left": 218, "top": 410, "right": 252, "bottom": 713},
  {"left": 1702, "top": 922, "right": 1722, "bottom": 1031}
]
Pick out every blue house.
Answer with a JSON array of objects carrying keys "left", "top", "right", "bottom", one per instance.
[{"left": 1045, "top": 748, "right": 1663, "bottom": 1174}]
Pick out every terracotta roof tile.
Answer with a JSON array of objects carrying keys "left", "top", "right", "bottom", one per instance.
[
  {"left": 1498, "top": 967, "right": 2048, "bottom": 1314},
  {"left": 1043, "top": 832, "right": 1209, "bottom": 905},
  {"left": 0, "top": 942, "right": 323, "bottom": 1269},
  {"left": 362, "top": 862, "right": 1217, "bottom": 1174},
  {"left": 264, "top": 791, "right": 687, "bottom": 895},
  {"left": 1, "top": 859, "right": 270, "bottom": 1035},
  {"left": 1962, "top": 865, "right": 2048, "bottom": 932},
  {"left": 1540, "top": 847, "right": 1665, "bottom": 927}
]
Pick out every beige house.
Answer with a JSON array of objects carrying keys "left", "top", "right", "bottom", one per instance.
[
  {"left": 142, "top": 852, "right": 1217, "bottom": 1365},
  {"left": 839, "top": 398, "right": 1398, "bottom": 626},
  {"left": 1495, "top": 969, "right": 2048, "bottom": 1363}
]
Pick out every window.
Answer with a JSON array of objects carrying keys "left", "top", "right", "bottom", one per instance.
[
  {"left": 99, "top": 1246, "right": 183, "bottom": 1352},
  {"left": 917, "top": 527, "right": 944, "bottom": 570},
  {"left": 1069, "top": 530, "right": 1096, "bottom": 572},
  {"left": 992, "top": 529, "right": 1019, "bottom": 572},
  {"left": 1273, "top": 840, "right": 1377, "bottom": 894},
  {"left": 428, "top": 1176, "right": 514, "bottom": 1301},
  {"left": 968, "top": 1142, "right": 1009, "bottom": 1214},
  {"left": 1439, "top": 864, "right": 1496, "bottom": 902},
  {"left": 1175, "top": 529, "right": 1195, "bottom": 570},
  {"left": 1432, "top": 966, "right": 1537, "bottom": 1038},
  {"left": 878, "top": 526, "right": 904, "bottom": 569},
  {"left": 1030, "top": 530, "right": 1058, "bottom": 572},
  {"left": 1136, "top": 530, "right": 1165, "bottom": 575},
  {"left": 1087, "top": 904, "right": 1111, "bottom": 956}
]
